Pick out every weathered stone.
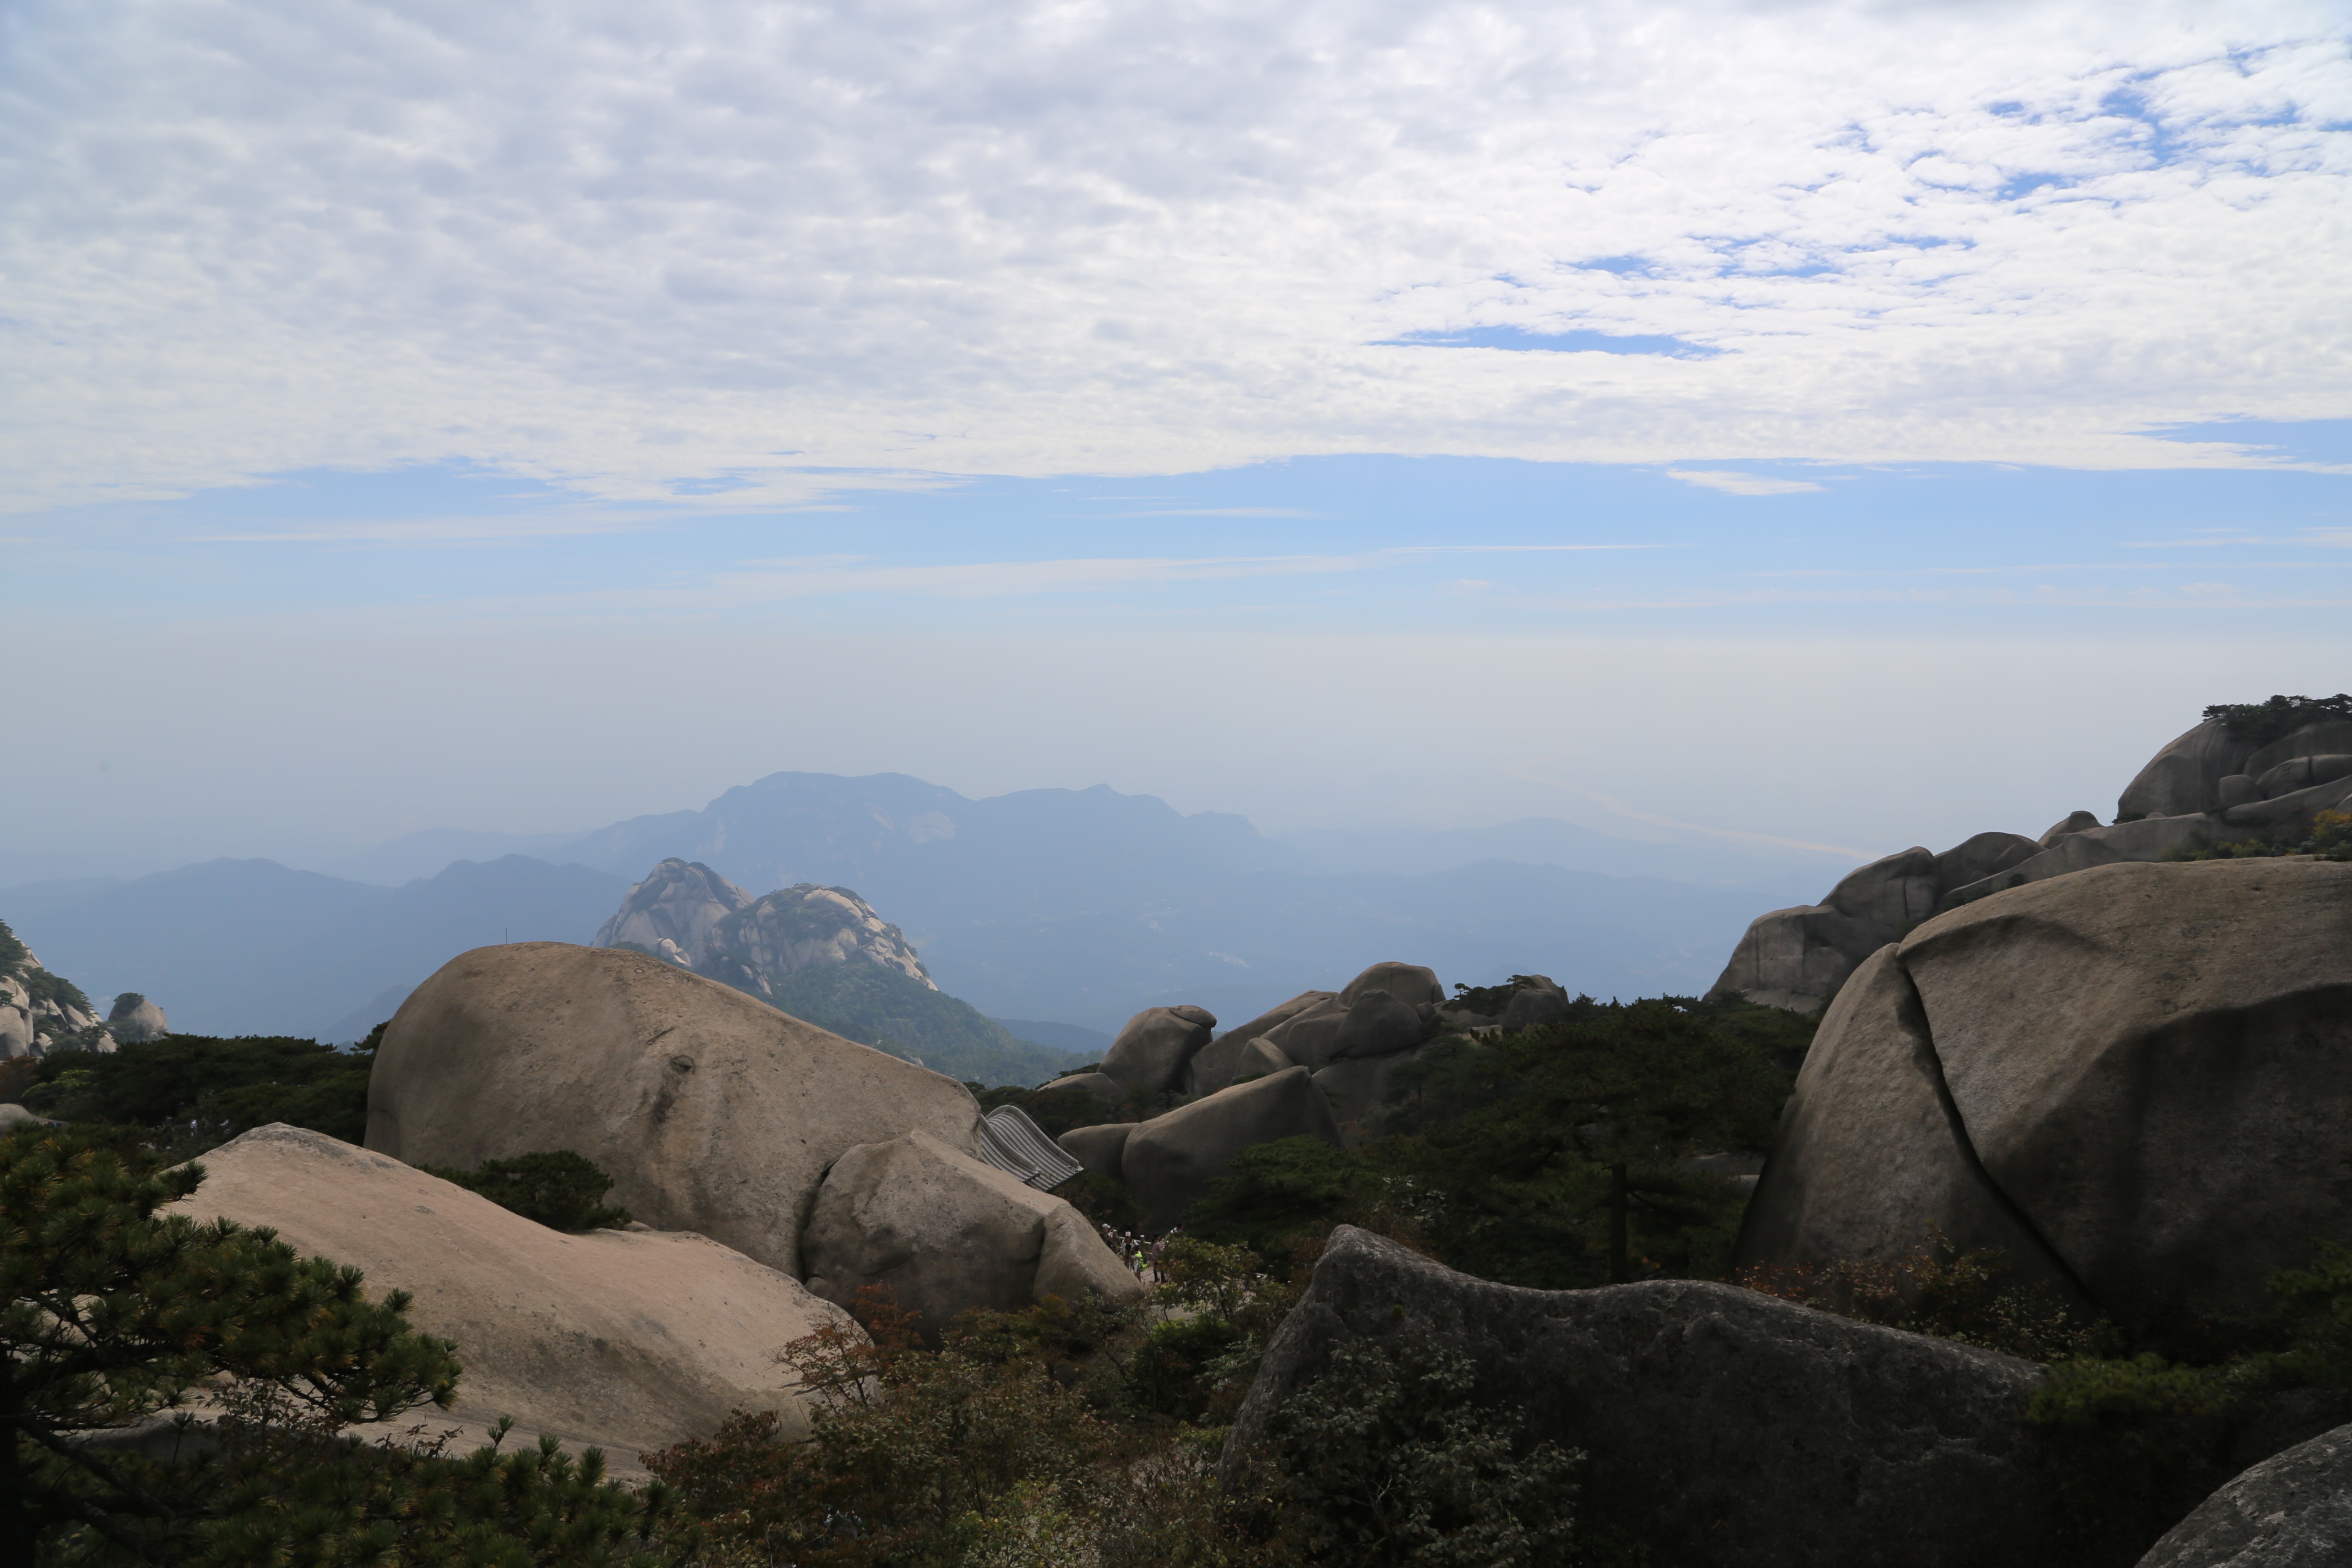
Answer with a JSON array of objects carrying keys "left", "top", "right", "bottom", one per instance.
[
  {"left": 1706, "top": 903, "right": 1887, "bottom": 1015},
  {"left": 700, "top": 883, "right": 937, "bottom": 995},
  {"left": 2223, "top": 772, "right": 2352, "bottom": 828},
  {"left": 1121, "top": 1067, "right": 1343, "bottom": 1230},
  {"left": 1339, "top": 962, "right": 1444, "bottom": 1009},
  {"left": 1226, "top": 1227, "right": 2068, "bottom": 1568},
  {"left": 1056, "top": 1121, "right": 1134, "bottom": 1183},
  {"left": 801, "top": 1129, "right": 1145, "bottom": 1341},
  {"left": 1939, "top": 815, "right": 2220, "bottom": 910},
  {"left": 1037, "top": 1071, "right": 1127, "bottom": 1105},
  {"left": 2118, "top": 719, "right": 2258, "bottom": 820},
  {"left": 2219, "top": 775, "right": 2261, "bottom": 809},
  {"left": 1099, "top": 1005, "right": 1218, "bottom": 1098},
  {"left": 2138, "top": 1422, "right": 2352, "bottom": 1568},
  {"left": 1735, "top": 946, "right": 2090, "bottom": 1308},
  {"left": 1903, "top": 858, "right": 2352, "bottom": 1347},
  {"left": 105, "top": 993, "right": 168, "bottom": 1043},
  {"left": 2038, "top": 810, "right": 2104, "bottom": 847},
  {"left": 1330, "top": 989, "right": 1427, "bottom": 1060},
  {"left": 1826, "top": 846, "right": 1942, "bottom": 930},
  {"left": 1263, "top": 1003, "right": 1351, "bottom": 1071},
  {"left": 591, "top": 858, "right": 754, "bottom": 967},
  {"left": 365, "top": 943, "right": 986, "bottom": 1278},
  {"left": 2245, "top": 721, "right": 2352, "bottom": 778},
  {"left": 2255, "top": 755, "right": 2352, "bottom": 800},
  {"left": 0, "top": 1103, "right": 43, "bottom": 1130},
  {"left": 1501, "top": 977, "right": 1570, "bottom": 1033},
  {"left": 1313, "top": 1042, "right": 1438, "bottom": 1142},
  {"left": 168, "top": 1123, "right": 854, "bottom": 1465},
  {"left": 1229, "top": 1037, "right": 1293, "bottom": 1081},
  {"left": 1933, "top": 832, "right": 2040, "bottom": 891},
  {"left": 1189, "top": 992, "right": 1338, "bottom": 1095}
]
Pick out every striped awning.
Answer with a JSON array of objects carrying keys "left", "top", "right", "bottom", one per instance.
[{"left": 979, "top": 1105, "right": 1084, "bottom": 1191}]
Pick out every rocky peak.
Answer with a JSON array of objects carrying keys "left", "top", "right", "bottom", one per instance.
[
  {"left": 1, "top": 916, "right": 112, "bottom": 1059},
  {"left": 106, "top": 992, "right": 169, "bottom": 1043},
  {"left": 590, "top": 858, "right": 754, "bottom": 968},
  {"left": 701, "top": 884, "right": 937, "bottom": 996}
]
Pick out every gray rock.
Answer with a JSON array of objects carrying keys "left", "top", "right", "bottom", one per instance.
[
  {"left": 1339, "top": 962, "right": 1444, "bottom": 1009},
  {"left": 1263, "top": 1003, "right": 1351, "bottom": 1071},
  {"left": 1932, "top": 832, "right": 2039, "bottom": 891},
  {"left": 1735, "top": 946, "right": 2092, "bottom": 1310},
  {"left": 591, "top": 858, "right": 754, "bottom": 968},
  {"left": 1229, "top": 1036, "right": 1293, "bottom": 1081},
  {"left": 2037, "top": 810, "right": 2104, "bottom": 847},
  {"left": 1056, "top": 1122, "right": 1134, "bottom": 1183},
  {"left": 1330, "top": 989, "right": 1427, "bottom": 1060},
  {"left": 2139, "top": 1422, "right": 2352, "bottom": 1568},
  {"left": 1039, "top": 1071, "right": 1128, "bottom": 1104},
  {"left": 0, "top": 1103, "right": 45, "bottom": 1131},
  {"left": 2118, "top": 718, "right": 2258, "bottom": 820},
  {"left": 2245, "top": 720, "right": 2352, "bottom": 778},
  {"left": 1706, "top": 903, "right": 1888, "bottom": 1016},
  {"left": 2254, "top": 754, "right": 2352, "bottom": 800},
  {"left": 2219, "top": 774, "right": 2262, "bottom": 809},
  {"left": 1121, "top": 1066, "right": 1343, "bottom": 1230},
  {"left": 1501, "top": 977, "right": 1570, "bottom": 1032},
  {"left": 801, "top": 1129, "right": 1147, "bottom": 1341},
  {"left": 365, "top": 943, "right": 987, "bottom": 1279},
  {"left": 2223, "top": 772, "right": 2352, "bottom": 828},
  {"left": 1189, "top": 992, "right": 1337, "bottom": 1095},
  {"left": 1226, "top": 1226, "right": 2070, "bottom": 1568},
  {"left": 1750, "top": 858, "right": 2352, "bottom": 1350},
  {"left": 701, "top": 883, "right": 938, "bottom": 995},
  {"left": 1100, "top": 1005, "right": 1218, "bottom": 1098},
  {"left": 1825, "top": 846, "right": 1942, "bottom": 930},
  {"left": 1313, "top": 1041, "right": 1439, "bottom": 1141},
  {"left": 105, "top": 992, "right": 168, "bottom": 1043},
  {"left": 1939, "top": 813, "right": 2220, "bottom": 910}
]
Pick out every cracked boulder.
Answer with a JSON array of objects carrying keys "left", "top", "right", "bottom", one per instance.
[
  {"left": 1740, "top": 858, "right": 2352, "bottom": 1349},
  {"left": 2138, "top": 1422, "right": 2352, "bottom": 1568},
  {"left": 1121, "top": 1066, "right": 1342, "bottom": 1229},
  {"left": 1099, "top": 1004, "right": 1218, "bottom": 1097},
  {"left": 366, "top": 942, "right": 987, "bottom": 1278}
]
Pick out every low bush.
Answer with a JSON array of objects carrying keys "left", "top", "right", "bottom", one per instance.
[{"left": 419, "top": 1148, "right": 633, "bottom": 1232}]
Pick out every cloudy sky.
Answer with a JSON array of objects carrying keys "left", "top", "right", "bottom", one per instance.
[{"left": 4, "top": 0, "right": 2348, "bottom": 883}]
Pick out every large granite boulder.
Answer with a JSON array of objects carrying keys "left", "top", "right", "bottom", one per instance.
[
  {"left": 1501, "top": 974, "right": 1570, "bottom": 1032},
  {"left": 1037, "top": 1069, "right": 1127, "bottom": 1104},
  {"left": 2118, "top": 719, "right": 2261, "bottom": 821},
  {"left": 1226, "top": 1227, "right": 2067, "bottom": 1568},
  {"left": 801, "top": 1129, "right": 1146, "bottom": 1340},
  {"left": 1933, "top": 832, "right": 2040, "bottom": 890},
  {"left": 1706, "top": 902, "right": 1887, "bottom": 1015},
  {"left": 1056, "top": 1121, "right": 1134, "bottom": 1183},
  {"left": 365, "top": 943, "right": 987, "bottom": 1278},
  {"left": 1314, "top": 1041, "right": 1441, "bottom": 1142},
  {"left": 0, "top": 1103, "right": 43, "bottom": 1131},
  {"left": 168, "top": 1123, "right": 853, "bottom": 1466},
  {"left": 1257, "top": 997, "right": 1351, "bottom": 1071},
  {"left": 1100, "top": 1005, "right": 1217, "bottom": 1098},
  {"left": 1825, "top": 846, "right": 1942, "bottom": 930},
  {"left": 2139, "top": 1422, "right": 2352, "bottom": 1568},
  {"left": 1340, "top": 961, "right": 1444, "bottom": 1009},
  {"left": 591, "top": 858, "right": 754, "bottom": 967},
  {"left": 1122, "top": 1066, "right": 1343, "bottom": 1229},
  {"left": 1188, "top": 990, "right": 1335, "bottom": 1095},
  {"left": 105, "top": 992, "right": 168, "bottom": 1043},
  {"left": 1741, "top": 858, "right": 2352, "bottom": 1349},
  {"left": 698, "top": 882, "right": 938, "bottom": 997},
  {"left": 1330, "top": 989, "right": 1427, "bottom": 1060},
  {"left": 2038, "top": 810, "right": 2103, "bottom": 846}
]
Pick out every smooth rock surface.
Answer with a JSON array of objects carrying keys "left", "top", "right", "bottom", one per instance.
[
  {"left": 2038, "top": 810, "right": 2104, "bottom": 846},
  {"left": 1933, "top": 832, "right": 2040, "bottom": 891},
  {"left": 1229, "top": 1036, "right": 1293, "bottom": 1080},
  {"left": 1121, "top": 1066, "right": 1343, "bottom": 1229},
  {"left": 0, "top": 1103, "right": 43, "bottom": 1130},
  {"left": 1501, "top": 976, "right": 1570, "bottom": 1033},
  {"left": 1100, "top": 1005, "right": 1218, "bottom": 1098},
  {"left": 168, "top": 1123, "right": 853, "bottom": 1464},
  {"left": 2138, "top": 1422, "right": 2352, "bottom": 1568},
  {"left": 1313, "top": 1042, "right": 1436, "bottom": 1142},
  {"left": 1826, "top": 846, "right": 1942, "bottom": 930},
  {"left": 1056, "top": 1121, "right": 1134, "bottom": 1183},
  {"left": 2222, "top": 772, "right": 2352, "bottom": 828},
  {"left": 1038, "top": 1071, "right": 1127, "bottom": 1104},
  {"left": 365, "top": 943, "right": 987, "bottom": 1278},
  {"left": 1339, "top": 961, "right": 1444, "bottom": 1009},
  {"left": 104, "top": 993, "right": 168, "bottom": 1043},
  {"left": 1330, "top": 989, "right": 1427, "bottom": 1060},
  {"left": 1189, "top": 992, "right": 1335, "bottom": 1095},
  {"left": 800, "top": 1129, "right": 1145, "bottom": 1339},
  {"left": 1262, "top": 1002, "right": 1350, "bottom": 1071},
  {"left": 1227, "top": 1227, "right": 2068, "bottom": 1568},
  {"left": 1707, "top": 903, "right": 1886, "bottom": 1015},
  {"left": 2118, "top": 719, "right": 2258, "bottom": 821}
]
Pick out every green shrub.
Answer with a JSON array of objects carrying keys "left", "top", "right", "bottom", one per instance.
[
  {"left": 2203, "top": 693, "right": 2352, "bottom": 746},
  {"left": 21, "top": 1027, "right": 379, "bottom": 1153},
  {"left": 1128, "top": 1316, "right": 1246, "bottom": 1422},
  {"left": 420, "top": 1150, "right": 632, "bottom": 1232}
]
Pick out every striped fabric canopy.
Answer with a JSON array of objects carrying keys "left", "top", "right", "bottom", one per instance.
[{"left": 978, "top": 1104, "right": 1083, "bottom": 1191}]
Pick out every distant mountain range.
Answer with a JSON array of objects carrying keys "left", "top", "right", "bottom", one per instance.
[{"left": 3, "top": 771, "right": 1850, "bottom": 1049}]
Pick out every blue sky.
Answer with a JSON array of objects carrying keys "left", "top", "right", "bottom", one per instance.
[{"left": 2, "top": 0, "right": 2348, "bottom": 885}]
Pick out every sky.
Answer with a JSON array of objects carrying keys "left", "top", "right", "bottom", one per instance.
[{"left": 3, "top": 0, "right": 2348, "bottom": 887}]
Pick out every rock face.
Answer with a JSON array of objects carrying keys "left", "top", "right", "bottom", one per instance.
[
  {"left": 1099, "top": 1004, "right": 1217, "bottom": 1097},
  {"left": 2138, "top": 1422, "right": 2352, "bottom": 1568},
  {"left": 1500, "top": 975, "right": 1570, "bottom": 1032},
  {"left": 1227, "top": 1227, "right": 2066, "bottom": 1568},
  {"left": 366, "top": 943, "right": 987, "bottom": 1278},
  {"left": 1039, "top": 1070, "right": 1126, "bottom": 1104},
  {"left": 105, "top": 992, "right": 168, "bottom": 1043},
  {"left": 1314, "top": 1043, "right": 1438, "bottom": 1143},
  {"left": 591, "top": 858, "right": 754, "bottom": 967},
  {"left": 0, "top": 1103, "right": 43, "bottom": 1130},
  {"left": 801, "top": 1129, "right": 1145, "bottom": 1340},
  {"left": 1121, "top": 1066, "right": 1343, "bottom": 1229},
  {"left": 1340, "top": 961, "right": 1444, "bottom": 1009},
  {"left": 169, "top": 1124, "right": 854, "bottom": 1464},
  {"left": 699, "top": 883, "right": 937, "bottom": 995},
  {"left": 1188, "top": 991, "right": 1334, "bottom": 1095},
  {"left": 1740, "top": 858, "right": 2352, "bottom": 1349},
  {"left": 1057, "top": 1121, "right": 1134, "bottom": 1183},
  {"left": 1330, "top": 989, "right": 1426, "bottom": 1060},
  {"left": 0, "top": 938, "right": 107, "bottom": 1059}
]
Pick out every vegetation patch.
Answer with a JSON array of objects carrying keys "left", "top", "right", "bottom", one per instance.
[{"left": 2203, "top": 693, "right": 2352, "bottom": 746}]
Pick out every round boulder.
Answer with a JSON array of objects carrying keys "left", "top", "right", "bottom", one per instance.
[
  {"left": 1330, "top": 989, "right": 1428, "bottom": 1060},
  {"left": 1099, "top": 1005, "right": 1218, "bottom": 1098},
  {"left": 1121, "top": 1066, "right": 1343, "bottom": 1230},
  {"left": 364, "top": 943, "right": 987, "bottom": 1279},
  {"left": 1340, "top": 962, "right": 1444, "bottom": 1009},
  {"left": 105, "top": 992, "right": 168, "bottom": 1043},
  {"left": 1057, "top": 1121, "right": 1135, "bottom": 1183},
  {"left": 1501, "top": 977, "right": 1570, "bottom": 1033},
  {"left": 2138, "top": 1422, "right": 2352, "bottom": 1568}
]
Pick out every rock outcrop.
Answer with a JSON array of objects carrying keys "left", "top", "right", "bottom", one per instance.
[
  {"left": 1188, "top": 990, "right": 1334, "bottom": 1095},
  {"left": 801, "top": 1129, "right": 1145, "bottom": 1340},
  {"left": 590, "top": 858, "right": 753, "bottom": 967},
  {"left": 1121, "top": 1066, "right": 1343, "bottom": 1229},
  {"left": 169, "top": 1123, "right": 854, "bottom": 1466},
  {"left": 1226, "top": 1226, "right": 2068, "bottom": 1568},
  {"left": 1739, "top": 858, "right": 2352, "bottom": 1349},
  {"left": 0, "top": 932, "right": 108, "bottom": 1060},
  {"left": 2138, "top": 1422, "right": 2352, "bottom": 1568},
  {"left": 1710, "top": 709, "right": 2352, "bottom": 1016},
  {"left": 105, "top": 992, "right": 168, "bottom": 1043},
  {"left": 592, "top": 859, "right": 938, "bottom": 997},
  {"left": 1057, "top": 1121, "right": 1134, "bottom": 1182},
  {"left": 1099, "top": 1005, "right": 1217, "bottom": 1098},
  {"left": 365, "top": 943, "right": 987, "bottom": 1278}
]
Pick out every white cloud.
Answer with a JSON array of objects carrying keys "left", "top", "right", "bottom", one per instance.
[
  {"left": 1665, "top": 470, "right": 1827, "bottom": 496},
  {"left": 2, "top": 0, "right": 2348, "bottom": 508}
]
